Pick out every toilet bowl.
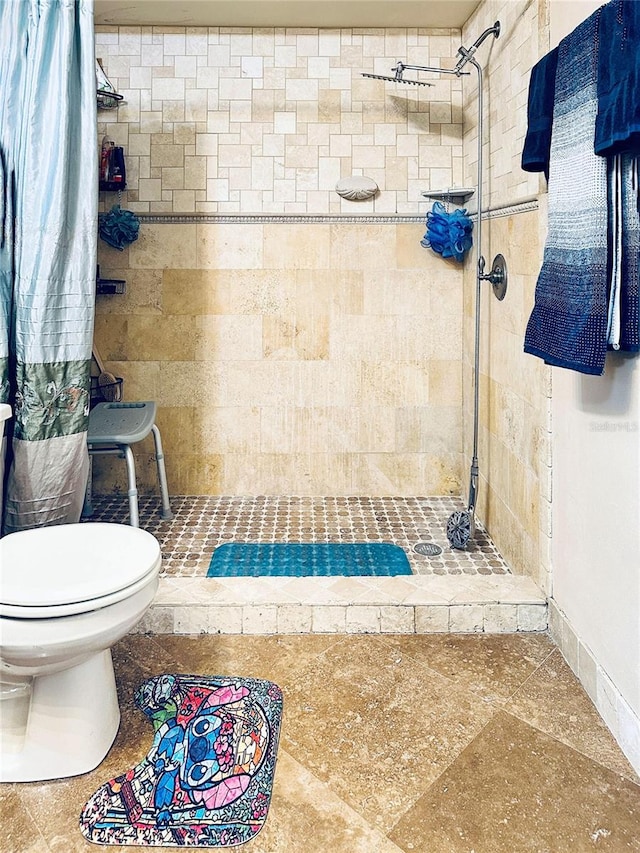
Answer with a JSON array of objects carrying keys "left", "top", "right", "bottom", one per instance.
[{"left": 0, "top": 521, "right": 161, "bottom": 782}]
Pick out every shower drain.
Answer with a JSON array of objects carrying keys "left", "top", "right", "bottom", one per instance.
[{"left": 413, "top": 542, "right": 444, "bottom": 557}]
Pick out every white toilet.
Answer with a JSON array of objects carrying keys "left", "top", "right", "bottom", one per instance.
[{"left": 0, "top": 405, "right": 162, "bottom": 783}]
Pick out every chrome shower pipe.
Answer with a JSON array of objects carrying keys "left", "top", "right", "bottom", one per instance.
[
  {"left": 391, "top": 62, "right": 470, "bottom": 77},
  {"left": 454, "top": 21, "right": 501, "bottom": 74},
  {"left": 467, "top": 56, "right": 485, "bottom": 516},
  {"left": 361, "top": 62, "right": 470, "bottom": 86}
]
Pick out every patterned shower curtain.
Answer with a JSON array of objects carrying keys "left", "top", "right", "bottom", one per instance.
[{"left": 0, "top": 0, "right": 97, "bottom": 534}]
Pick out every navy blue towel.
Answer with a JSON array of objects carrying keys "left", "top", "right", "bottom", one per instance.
[
  {"left": 524, "top": 10, "right": 609, "bottom": 375},
  {"left": 521, "top": 47, "right": 559, "bottom": 178},
  {"left": 595, "top": 0, "right": 640, "bottom": 156}
]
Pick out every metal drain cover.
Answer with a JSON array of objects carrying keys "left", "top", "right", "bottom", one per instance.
[{"left": 413, "top": 542, "right": 443, "bottom": 557}]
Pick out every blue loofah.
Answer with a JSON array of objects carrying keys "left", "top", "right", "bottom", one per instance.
[
  {"left": 421, "top": 201, "right": 473, "bottom": 262},
  {"left": 98, "top": 204, "right": 140, "bottom": 251}
]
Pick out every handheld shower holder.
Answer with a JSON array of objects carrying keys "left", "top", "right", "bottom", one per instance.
[{"left": 478, "top": 253, "right": 508, "bottom": 301}]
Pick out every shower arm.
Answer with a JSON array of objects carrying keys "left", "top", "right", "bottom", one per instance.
[{"left": 392, "top": 62, "right": 470, "bottom": 77}]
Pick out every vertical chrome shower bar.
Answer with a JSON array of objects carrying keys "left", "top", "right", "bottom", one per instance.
[{"left": 468, "top": 56, "right": 483, "bottom": 514}]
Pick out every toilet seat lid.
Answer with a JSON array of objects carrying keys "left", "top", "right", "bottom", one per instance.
[{"left": 0, "top": 523, "right": 161, "bottom": 607}]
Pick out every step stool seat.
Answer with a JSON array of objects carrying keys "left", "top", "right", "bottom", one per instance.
[
  {"left": 87, "top": 402, "right": 172, "bottom": 527},
  {"left": 88, "top": 401, "right": 157, "bottom": 445}
]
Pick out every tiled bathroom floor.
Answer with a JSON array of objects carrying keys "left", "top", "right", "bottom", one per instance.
[
  {"left": 3, "top": 632, "right": 639, "bottom": 852},
  {"left": 86, "top": 495, "right": 510, "bottom": 578},
  {"left": 84, "top": 495, "right": 546, "bottom": 636}
]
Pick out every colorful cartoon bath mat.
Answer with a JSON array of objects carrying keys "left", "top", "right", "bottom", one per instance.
[
  {"left": 80, "top": 674, "right": 283, "bottom": 848},
  {"left": 207, "top": 542, "right": 412, "bottom": 578}
]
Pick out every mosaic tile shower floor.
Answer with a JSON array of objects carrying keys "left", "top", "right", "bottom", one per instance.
[{"left": 86, "top": 495, "right": 511, "bottom": 579}]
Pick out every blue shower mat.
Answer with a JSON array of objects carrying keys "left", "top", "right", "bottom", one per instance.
[{"left": 207, "top": 542, "right": 412, "bottom": 578}]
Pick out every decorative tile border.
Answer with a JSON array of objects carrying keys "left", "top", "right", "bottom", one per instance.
[
  {"left": 133, "top": 197, "right": 539, "bottom": 225},
  {"left": 137, "top": 213, "right": 424, "bottom": 224},
  {"left": 480, "top": 197, "right": 539, "bottom": 220}
]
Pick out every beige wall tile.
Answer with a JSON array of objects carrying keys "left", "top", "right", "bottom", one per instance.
[
  {"left": 196, "top": 314, "right": 263, "bottom": 361},
  {"left": 98, "top": 26, "right": 460, "bottom": 214},
  {"left": 154, "top": 406, "right": 196, "bottom": 455},
  {"left": 166, "top": 452, "right": 224, "bottom": 494},
  {"left": 196, "top": 407, "right": 262, "bottom": 454},
  {"left": 329, "top": 223, "right": 398, "bottom": 271},
  {"left": 162, "top": 269, "right": 217, "bottom": 315},
  {"left": 263, "top": 223, "right": 331, "bottom": 270},
  {"left": 129, "top": 223, "right": 197, "bottom": 268},
  {"left": 263, "top": 314, "right": 329, "bottom": 361},
  {"left": 126, "top": 315, "right": 200, "bottom": 361},
  {"left": 196, "top": 223, "right": 264, "bottom": 269},
  {"left": 295, "top": 268, "right": 364, "bottom": 315}
]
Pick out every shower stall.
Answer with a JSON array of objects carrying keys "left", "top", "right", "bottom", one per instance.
[{"left": 89, "top": 6, "right": 550, "bottom": 633}]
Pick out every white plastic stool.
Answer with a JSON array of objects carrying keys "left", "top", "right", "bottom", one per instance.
[{"left": 86, "top": 402, "right": 172, "bottom": 527}]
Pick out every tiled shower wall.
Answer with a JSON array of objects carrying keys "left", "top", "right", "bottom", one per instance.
[
  {"left": 95, "top": 26, "right": 463, "bottom": 214},
  {"left": 94, "top": 223, "right": 464, "bottom": 497},
  {"left": 94, "top": 26, "right": 467, "bottom": 499},
  {"left": 460, "top": 0, "right": 551, "bottom": 589}
]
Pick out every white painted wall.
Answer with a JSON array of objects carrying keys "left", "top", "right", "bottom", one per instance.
[
  {"left": 548, "top": 0, "right": 640, "bottom": 770},
  {"left": 553, "top": 359, "right": 640, "bottom": 716}
]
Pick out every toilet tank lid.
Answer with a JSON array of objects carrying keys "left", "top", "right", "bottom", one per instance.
[{"left": 0, "top": 523, "right": 161, "bottom": 607}]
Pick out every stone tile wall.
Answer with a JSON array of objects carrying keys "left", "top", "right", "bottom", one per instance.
[
  {"left": 96, "top": 26, "right": 463, "bottom": 214},
  {"left": 94, "top": 222, "right": 464, "bottom": 496},
  {"left": 459, "top": 0, "right": 551, "bottom": 586}
]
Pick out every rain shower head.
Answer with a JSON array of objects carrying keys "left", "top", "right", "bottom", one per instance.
[
  {"left": 361, "top": 72, "right": 432, "bottom": 86},
  {"left": 361, "top": 62, "right": 433, "bottom": 87},
  {"left": 362, "top": 22, "right": 500, "bottom": 87}
]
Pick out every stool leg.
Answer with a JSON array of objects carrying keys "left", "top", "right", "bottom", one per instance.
[
  {"left": 151, "top": 424, "right": 173, "bottom": 520},
  {"left": 122, "top": 445, "right": 140, "bottom": 528},
  {"left": 82, "top": 455, "right": 94, "bottom": 518}
]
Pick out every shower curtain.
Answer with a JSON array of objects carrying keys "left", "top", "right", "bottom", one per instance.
[{"left": 0, "top": 0, "right": 97, "bottom": 534}]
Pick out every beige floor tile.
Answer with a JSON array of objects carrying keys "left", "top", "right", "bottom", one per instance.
[
  {"left": 379, "top": 632, "right": 555, "bottom": 703},
  {"left": 505, "top": 648, "right": 640, "bottom": 784},
  {"left": 16, "top": 650, "right": 183, "bottom": 853},
  {"left": 280, "top": 635, "right": 497, "bottom": 833},
  {"left": 389, "top": 711, "right": 640, "bottom": 853},
  {"left": 0, "top": 786, "right": 50, "bottom": 853},
  {"left": 5, "top": 635, "right": 638, "bottom": 853},
  {"left": 242, "top": 750, "right": 404, "bottom": 853},
  {"left": 151, "top": 632, "right": 341, "bottom": 692}
]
